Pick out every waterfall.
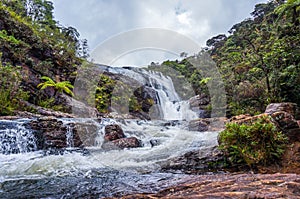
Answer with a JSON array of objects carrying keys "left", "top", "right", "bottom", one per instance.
[
  {"left": 0, "top": 120, "right": 37, "bottom": 154},
  {"left": 103, "top": 66, "right": 198, "bottom": 121},
  {"left": 145, "top": 70, "right": 197, "bottom": 121}
]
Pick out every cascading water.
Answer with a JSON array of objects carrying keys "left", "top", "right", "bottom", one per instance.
[
  {"left": 103, "top": 66, "right": 199, "bottom": 121},
  {"left": 0, "top": 120, "right": 36, "bottom": 155},
  {"left": 145, "top": 69, "right": 197, "bottom": 120},
  {"left": 0, "top": 66, "right": 219, "bottom": 198}
]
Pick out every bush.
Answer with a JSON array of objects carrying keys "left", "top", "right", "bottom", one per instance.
[
  {"left": 0, "top": 61, "right": 29, "bottom": 115},
  {"left": 218, "top": 116, "right": 288, "bottom": 167}
]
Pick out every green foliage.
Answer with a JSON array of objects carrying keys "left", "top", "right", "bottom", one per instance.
[
  {"left": 94, "top": 74, "right": 116, "bottom": 113},
  {"left": 38, "top": 76, "right": 74, "bottom": 96},
  {"left": 37, "top": 97, "right": 64, "bottom": 112},
  {"left": 129, "top": 97, "right": 142, "bottom": 112},
  {"left": 207, "top": 0, "right": 300, "bottom": 116},
  {"left": 0, "top": 61, "right": 29, "bottom": 115},
  {"left": 218, "top": 116, "right": 288, "bottom": 167},
  {"left": 0, "top": 30, "right": 21, "bottom": 45}
]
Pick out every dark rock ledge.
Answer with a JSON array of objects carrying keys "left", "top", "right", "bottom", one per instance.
[{"left": 116, "top": 173, "right": 300, "bottom": 199}]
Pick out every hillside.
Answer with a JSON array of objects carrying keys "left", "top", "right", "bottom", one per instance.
[
  {"left": 158, "top": 0, "right": 300, "bottom": 117},
  {"left": 0, "top": 0, "right": 84, "bottom": 116}
]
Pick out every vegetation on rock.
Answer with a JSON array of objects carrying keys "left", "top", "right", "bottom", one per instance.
[
  {"left": 218, "top": 116, "right": 288, "bottom": 167},
  {"left": 0, "top": 0, "right": 86, "bottom": 115},
  {"left": 38, "top": 76, "right": 74, "bottom": 96}
]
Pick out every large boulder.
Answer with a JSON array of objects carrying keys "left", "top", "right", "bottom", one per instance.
[
  {"left": 270, "top": 111, "right": 299, "bottom": 130},
  {"left": 160, "top": 146, "right": 225, "bottom": 173},
  {"left": 103, "top": 124, "right": 142, "bottom": 150},
  {"left": 29, "top": 117, "right": 82, "bottom": 149},
  {"left": 189, "top": 94, "right": 211, "bottom": 118},
  {"left": 104, "top": 124, "right": 125, "bottom": 141},
  {"left": 265, "top": 103, "right": 299, "bottom": 119},
  {"left": 61, "top": 94, "right": 99, "bottom": 118},
  {"left": 265, "top": 103, "right": 300, "bottom": 143},
  {"left": 72, "top": 122, "right": 99, "bottom": 146}
]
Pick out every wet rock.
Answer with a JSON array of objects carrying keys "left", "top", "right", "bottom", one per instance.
[
  {"left": 73, "top": 122, "right": 99, "bottom": 146},
  {"left": 150, "top": 139, "right": 161, "bottom": 147},
  {"left": 29, "top": 117, "right": 82, "bottom": 150},
  {"left": 188, "top": 119, "right": 209, "bottom": 131},
  {"left": 160, "top": 146, "right": 225, "bottom": 173},
  {"left": 189, "top": 94, "right": 210, "bottom": 108},
  {"left": 121, "top": 173, "right": 300, "bottom": 199},
  {"left": 265, "top": 102, "right": 299, "bottom": 119},
  {"left": 103, "top": 137, "right": 142, "bottom": 150},
  {"left": 0, "top": 116, "right": 21, "bottom": 120},
  {"left": 188, "top": 117, "right": 226, "bottom": 132},
  {"left": 104, "top": 124, "right": 125, "bottom": 141},
  {"left": 133, "top": 86, "right": 157, "bottom": 113},
  {"left": 189, "top": 94, "right": 211, "bottom": 118}
]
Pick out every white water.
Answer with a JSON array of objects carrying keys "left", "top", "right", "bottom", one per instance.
[
  {"left": 0, "top": 120, "right": 36, "bottom": 154},
  {"left": 145, "top": 70, "right": 197, "bottom": 120},
  {"left": 0, "top": 67, "right": 217, "bottom": 197},
  {"left": 0, "top": 118, "right": 219, "bottom": 180},
  {"left": 105, "top": 66, "right": 198, "bottom": 120}
]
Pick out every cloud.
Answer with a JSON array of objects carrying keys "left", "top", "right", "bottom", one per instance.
[{"left": 51, "top": 0, "right": 267, "bottom": 66}]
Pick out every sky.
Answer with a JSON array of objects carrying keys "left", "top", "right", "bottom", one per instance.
[{"left": 51, "top": 0, "right": 267, "bottom": 67}]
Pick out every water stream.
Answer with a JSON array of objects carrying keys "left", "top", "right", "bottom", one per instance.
[{"left": 0, "top": 66, "right": 220, "bottom": 198}]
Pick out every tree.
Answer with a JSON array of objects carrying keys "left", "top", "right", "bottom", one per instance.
[
  {"left": 275, "top": 0, "right": 300, "bottom": 26},
  {"left": 37, "top": 76, "right": 74, "bottom": 96}
]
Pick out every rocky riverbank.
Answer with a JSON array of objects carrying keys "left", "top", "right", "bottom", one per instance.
[
  {"left": 117, "top": 173, "right": 300, "bottom": 199},
  {"left": 111, "top": 103, "right": 300, "bottom": 198}
]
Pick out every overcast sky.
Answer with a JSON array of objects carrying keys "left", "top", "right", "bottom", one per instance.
[{"left": 51, "top": 0, "right": 267, "bottom": 67}]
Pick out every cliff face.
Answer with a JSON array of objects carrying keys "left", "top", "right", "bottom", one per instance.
[{"left": 0, "top": 2, "right": 82, "bottom": 115}]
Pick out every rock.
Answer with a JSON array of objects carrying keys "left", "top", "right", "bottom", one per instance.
[
  {"left": 189, "top": 94, "right": 210, "bottom": 108},
  {"left": 188, "top": 119, "right": 209, "bottom": 131},
  {"left": 189, "top": 117, "right": 226, "bottom": 132},
  {"left": 265, "top": 102, "right": 298, "bottom": 119},
  {"left": 0, "top": 115, "right": 21, "bottom": 120},
  {"left": 150, "top": 139, "right": 161, "bottom": 147},
  {"left": 73, "top": 122, "right": 99, "bottom": 146},
  {"left": 104, "top": 124, "right": 125, "bottom": 141},
  {"left": 122, "top": 173, "right": 300, "bottom": 199},
  {"left": 229, "top": 114, "right": 251, "bottom": 122},
  {"left": 189, "top": 94, "right": 211, "bottom": 118},
  {"left": 229, "top": 113, "right": 269, "bottom": 125},
  {"left": 285, "top": 128, "right": 300, "bottom": 142},
  {"left": 102, "top": 137, "right": 142, "bottom": 150},
  {"left": 160, "top": 146, "right": 225, "bottom": 173},
  {"left": 270, "top": 111, "right": 299, "bottom": 130},
  {"left": 18, "top": 100, "right": 75, "bottom": 118},
  {"left": 29, "top": 117, "right": 82, "bottom": 150},
  {"left": 61, "top": 94, "right": 99, "bottom": 118},
  {"left": 133, "top": 86, "right": 157, "bottom": 112},
  {"left": 111, "top": 137, "right": 142, "bottom": 149}
]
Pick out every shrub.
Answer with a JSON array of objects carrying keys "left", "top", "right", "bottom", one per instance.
[
  {"left": 218, "top": 116, "right": 288, "bottom": 167},
  {"left": 0, "top": 61, "right": 29, "bottom": 115}
]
